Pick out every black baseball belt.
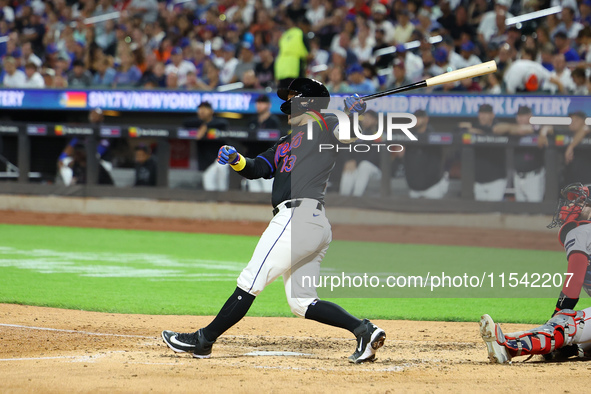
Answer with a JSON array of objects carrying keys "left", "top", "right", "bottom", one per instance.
[{"left": 272, "top": 199, "right": 324, "bottom": 216}]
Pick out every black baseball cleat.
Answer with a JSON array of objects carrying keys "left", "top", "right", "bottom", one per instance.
[
  {"left": 161, "top": 329, "right": 215, "bottom": 359},
  {"left": 348, "top": 319, "right": 386, "bottom": 363}
]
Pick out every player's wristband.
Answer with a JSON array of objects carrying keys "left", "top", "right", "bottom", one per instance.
[
  {"left": 553, "top": 291, "right": 578, "bottom": 316},
  {"left": 230, "top": 154, "right": 246, "bottom": 171}
]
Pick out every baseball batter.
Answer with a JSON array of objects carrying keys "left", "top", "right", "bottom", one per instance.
[
  {"left": 162, "top": 78, "right": 386, "bottom": 363},
  {"left": 480, "top": 183, "right": 591, "bottom": 363}
]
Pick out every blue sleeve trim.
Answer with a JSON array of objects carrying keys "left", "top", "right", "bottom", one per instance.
[{"left": 258, "top": 155, "right": 274, "bottom": 172}]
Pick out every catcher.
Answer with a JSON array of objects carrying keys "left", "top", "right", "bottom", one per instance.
[{"left": 480, "top": 183, "right": 591, "bottom": 363}]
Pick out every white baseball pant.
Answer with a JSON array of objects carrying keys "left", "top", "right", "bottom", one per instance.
[
  {"left": 202, "top": 161, "right": 229, "bottom": 191},
  {"left": 474, "top": 178, "right": 507, "bottom": 201},
  {"left": 236, "top": 198, "right": 331, "bottom": 317},
  {"left": 513, "top": 168, "right": 545, "bottom": 202},
  {"left": 339, "top": 160, "right": 382, "bottom": 197},
  {"left": 409, "top": 172, "right": 450, "bottom": 199}
]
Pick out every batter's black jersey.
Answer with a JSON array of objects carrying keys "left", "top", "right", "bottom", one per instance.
[{"left": 236, "top": 113, "right": 341, "bottom": 207}]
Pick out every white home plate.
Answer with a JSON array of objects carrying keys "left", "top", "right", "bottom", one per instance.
[{"left": 244, "top": 351, "right": 312, "bottom": 357}]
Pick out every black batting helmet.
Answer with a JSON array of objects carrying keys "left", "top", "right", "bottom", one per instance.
[{"left": 277, "top": 78, "right": 330, "bottom": 115}]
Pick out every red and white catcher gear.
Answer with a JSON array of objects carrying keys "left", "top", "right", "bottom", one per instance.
[{"left": 480, "top": 310, "right": 587, "bottom": 363}]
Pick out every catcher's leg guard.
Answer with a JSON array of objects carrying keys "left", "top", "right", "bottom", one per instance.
[{"left": 496, "top": 310, "right": 585, "bottom": 359}]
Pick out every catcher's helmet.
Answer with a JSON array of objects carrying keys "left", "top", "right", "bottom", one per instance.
[
  {"left": 548, "top": 183, "right": 591, "bottom": 228},
  {"left": 277, "top": 78, "right": 330, "bottom": 115}
]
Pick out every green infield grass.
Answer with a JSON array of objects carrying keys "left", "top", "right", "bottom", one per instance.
[{"left": 0, "top": 224, "right": 588, "bottom": 324}]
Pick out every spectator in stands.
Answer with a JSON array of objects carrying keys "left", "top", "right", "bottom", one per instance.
[
  {"left": 54, "top": 74, "right": 69, "bottom": 88},
  {"left": 153, "top": 36, "right": 172, "bottom": 64},
  {"left": 448, "top": 5, "right": 476, "bottom": 45},
  {"left": 417, "top": 7, "right": 440, "bottom": 37},
  {"left": 422, "top": 51, "right": 443, "bottom": 79},
  {"left": 571, "top": 68, "right": 589, "bottom": 95},
  {"left": 339, "top": 110, "right": 383, "bottom": 197},
  {"left": 351, "top": 20, "right": 375, "bottom": 63},
  {"left": 564, "top": 111, "right": 591, "bottom": 186},
  {"left": 238, "top": 69, "right": 260, "bottom": 90},
  {"left": 393, "top": 10, "right": 414, "bottom": 45},
  {"left": 440, "top": 36, "right": 463, "bottom": 71},
  {"left": 582, "top": 0, "right": 591, "bottom": 26},
  {"left": 362, "top": 61, "right": 382, "bottom": 90},
  {"left": 456, "top": 76, "right": 483, "bottom": 92},
  {"left": 93, "top": 57, "right": 117, "bottom": 87},
  {"left": 134, "top": 144, "right": 157, "bottom": 187},
  {"left": 347, "top": 63, "right": 376, "bottom": 94},
  {"left": 305, "top": 0, "right": 325, "bottom": 27},
  {"left": 371, "top": 27, "right": 394, "bottom": 70},
  {"left": 493, "top": 106, "right": 550, "bottom": 202},
  {"left": 218, "top": 44, "right": 239, "bottom": 86},
  {"left": 254, "top": 47, "right": 275, "bottom": 89},
  {"left": 395, "top": 44, "right": 424, "bottom": 83},
  {"left": 17, "top": 7, "right": 45, "bottom": 54},
  {"left": 184, "top": 71, "right": 200, "bottom": 90},
  {"left": 305, "top": 38, "right": 325, "bottom": 75},
  {"left": 484, "top": 71, "right": 503, "bottom": 94},
  {"left": 387, "top": 59, "right": 412, "bottom": 90},
  {"left": 477, "top": 0, "right": 514, "bottom": 45},
  {"left": 0, "top": 21, "right": 11, "bottom": 57},
  {"left": 460, "top": 104, "right": 506, "bottom": 201},
  {"left": 194, "top": 60, "right": 220, "bottom": 91},
  {"left": 192, "top": 42, "right": 208, "bottom": 78},
  {"left": 454, "top": 41, "right": 481, "bottom": 69},
  {"left": 113, "top": 48, "right": 142, "bottom": 87},
  {"left": 493, "top": 42, "right": 513, "bottom": 76},
  {"left": 128, "top": 0, "right": 159, "bottom": 24},
  {"left": 21, "top": 42, "right": 41, "bottom": 67},
  {"left": 578, "top": 27, "right": 591, "bottom": 63},
  {"left": 559, "top": 6, "right": 584, "bottom": 40},
  {"left": 93, "top": 0, "right": 116, "bottom": 35},
  {"left": 43, "top": 43, "right": 59, "bottom": 69},
  {"left": 275, "top": 16, "right": 310, "bottom": 88},
  {"left": 437, "top": 0, "right": 456, "bottom": 36},
  {"left": 165, "top": 71, "right": 179, "bottom": 89},
  {"left": 67, "top": 59, "right": 93, "bottom": 87},
  {"left": 325, "top": 66, "right": 350, "bottom": 93},
  {"left": 554, "top": 31, "right": 581, "bottom": 62},
  {"left": 369, "top": 3, "right": 395, "bottom": 43},
  {"left": 2, "top": 57, "right": 26, "bottom": 87},
  {"left": 433, "top": 47, "right": 451, "bottom": 72},
  {"left": 0, "top": 0, "right": 15, "bottom": 26},
  {"left": 504, "top": 49, "right": 551, "bottom": 94},
  {"left": 403, "top": 110, "right": 449, "bottom": 199},
  {"left": 232, "top": 42, "right": 257, "bottom": 84},
  {"left": 182, "top": 101, "right": 229, "bottom": 191},
  {"left": 546, "top": 53, "right": 575, "bottom": 94},
  {"left": 42, "top": 68, "right": 56, "bottom": 88},
  {"left": 23, "top": 62, "right": 44, "bottom": 88},
  {"left": 539, "top": 43, "right": 555, "bottom": 71},
  {"left": 164, "top": 47, "right": 196, "bottom": 88}
]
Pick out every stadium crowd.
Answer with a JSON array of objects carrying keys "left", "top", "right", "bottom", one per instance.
[{"left": 0, "top": 0, "right": 590, "bottom": 94}]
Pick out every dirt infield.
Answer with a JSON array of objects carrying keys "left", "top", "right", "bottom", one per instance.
[
  {"left": 0, "top": 210, "right": 583, "bottom": 393},
  {"left": 2, "top": 304, "right": 590, "bottom": 393}
]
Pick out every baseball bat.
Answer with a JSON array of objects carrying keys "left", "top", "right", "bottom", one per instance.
[{"left": 360, "top": 60, "right": 497, "bottom": 101}]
